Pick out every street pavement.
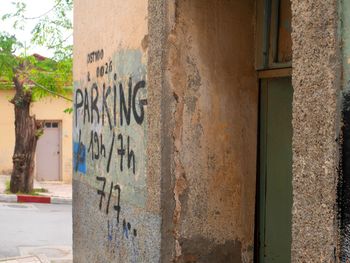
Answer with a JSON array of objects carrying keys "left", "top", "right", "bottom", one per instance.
[{"left": 0, "top": 202, "right": 72, "bottom": 262}]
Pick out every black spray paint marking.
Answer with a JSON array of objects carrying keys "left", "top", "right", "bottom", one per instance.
[
  {"left": 96, "top": 61, "right": 112, "bottom": 78},
  {"left": 91, "top": 83, "right": 99, "bottom": 124},
  {"left": 117, "top": 134, "right": 136, "bottom": 174},
  {"left": 75, "top": 90, "right": 83, "bottom": 127},
  {"left": 102, "top": 83, "right": 113, "bottom": 130},
  {"left": 96, "top": 177, "right": 121, "bottom": 218},
  {"left": 106, "top": 182, "right": 114, "bottom": 214},
  {"left": 76, "top": 53, "right": 146, "bottom": 245},
  {"left": 99, "top": 181, "right": 137, "bottom": 239},
  {"left": 127, "top": 136, "right": 135, "bottom": 174},
  {"left": 84, "top": 88, "right": 90, "bottom": 124},
  {"left": 87, "top": 49, "right": 104, "bottom": 64},
  {"left": 88, "top": 131, "right": 105, "bottom": 161},
  {"left": 122, "top": 219, "right": 137, "bottom": 239},
  {"left": 74, "top": 78, "right": 146, "bottom": 127},
  {"left": 120, "top": 80, "right": 132, "bottom": 126},
  {"left": 132, "top": 80, "right": 146, "bottom": 124},
  {"left": 107, "top": 132, "right": 115, "bottom": 173},
  {"left": 80, "top": 125, "right": 137, "bottom": 176},
  {"left": 117, "top": 134, "right": 125, "bottom": 172},
  {"left": 74, "top": 77, "right": 144, "bottom": 176},
  {"left": 96, "top": 176, "right": 106, "bottom": 210},
  {"left": 113, "top": 184, "right": 121, "bottom": 223}
]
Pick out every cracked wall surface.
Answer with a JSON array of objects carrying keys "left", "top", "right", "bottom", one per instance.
[
  {"left": 73, "top": 0, "right": 349, "bottom": 261},
  {"left": 164, "top": 1, "right": 258, "bottom": 262},
  {"left": 74, "top": 0, "right": 346, "bottom": 262}
]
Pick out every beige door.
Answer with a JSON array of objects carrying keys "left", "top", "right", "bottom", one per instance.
[{"left": 36, "top": 121, "right": 61, "bottom": 181}]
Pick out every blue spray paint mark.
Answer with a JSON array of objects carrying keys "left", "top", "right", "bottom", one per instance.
[
  {"left": 123, "top": 219, "right": 129, "bottom": 239},
  {"left": 73, "top": 141, "right": 86, "bottom": 174},
  {"left": 107, "top": 220, "right": 113, "bottom": 241}
]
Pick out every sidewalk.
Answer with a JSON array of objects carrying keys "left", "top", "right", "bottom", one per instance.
[
  {"left": 0, "top": 255, "right": 42, "bottom": 263},
  {"left": 0, "top": 255, "right": 48, "bottom": 263},
  {"left": 0, "top": 175, "right": 72, "bottom": 204},
  {"left": 0, "top": 247, "right": 72, "bottom": 263}
]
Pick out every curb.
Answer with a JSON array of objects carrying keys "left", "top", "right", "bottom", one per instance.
[
  {"left": 0, "top": 255, "right": 45, "bottom": 262},
  {"left": 0, "top": 254, "right": 50, "bottom": 263},
  {"left": 0, "top": 194, "right": 71, "bottom": 205}
]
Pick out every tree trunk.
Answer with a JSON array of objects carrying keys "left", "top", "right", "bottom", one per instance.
[{"left": 10, "top": 76, "right": 40, "bottom": 193}]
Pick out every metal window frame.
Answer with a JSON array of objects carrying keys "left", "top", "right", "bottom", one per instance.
[{"left": 256, "top": 0, "right": 292, "bottom": 70}]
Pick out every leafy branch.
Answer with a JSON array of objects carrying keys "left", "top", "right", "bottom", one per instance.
[{"left": 2, "top": 0, "right": 73, "bottom": 59}]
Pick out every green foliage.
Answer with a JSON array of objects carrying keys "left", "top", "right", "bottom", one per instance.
[
  {"left": 30, "top": 57, "right": 73, "bottom": 101},
  {"left": 0, "top": 33, "right": 21, "bottom": 80},
  {"left": 35, "top": 127, "right": 44, "bottom": 138},
  {"left": 0, "top": 31, "right": 72, "bottom": 101},
  {"left": 2, "top": 1, "right": 26, "bottom": 30},
  {"left": 0, "top": 0, "right": 73, "bottom": 98},
  {"left": 2, "top": 0, "right": 73, "bottom": 60},
  {"left": 64, "top": 107, "right": 73, "bottom": 114},
  {"left": 5, "top": 180, "right": 10, "bottom": 193}
]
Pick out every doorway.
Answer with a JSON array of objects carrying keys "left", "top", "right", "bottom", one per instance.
[
  {"left": 36, "top": 121, "right": 61, "bottom": 181},
  {"left": 258, "top": 77, "right": 293, "bottom": 262}
]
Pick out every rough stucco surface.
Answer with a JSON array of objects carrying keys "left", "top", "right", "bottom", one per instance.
[
  {"left": 73, "top": 0, "right": 162, "bottom": 262},
  {"left": 291, "top": 0, "right": 341, "bottom": 261},
  {"left": 165, "top": 1, "right": 258, "bottom": 262},
  {"left": 73, "top": 180, "right": 161, "bottom": 262},
  {"left": 148, "top": 0, "right": 177, "bottom": 262}
]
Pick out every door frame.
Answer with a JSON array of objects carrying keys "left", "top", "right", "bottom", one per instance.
[
  {"left": 254, "top": 70, "right": 292, "bottom": 262},
  {"left": 35, "top": 119, "right": 63, "bottom": 181},
  {"left": 255, "top": 0, "right": 293, "bottom": 260}
]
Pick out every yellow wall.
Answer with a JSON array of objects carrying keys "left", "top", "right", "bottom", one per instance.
[{"left": 0, "top": 90, "right": 72, "bottom": 183}]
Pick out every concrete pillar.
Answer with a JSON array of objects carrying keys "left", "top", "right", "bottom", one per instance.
[{"left": 291, "top": 0, "right": 341, "bottom": 261}]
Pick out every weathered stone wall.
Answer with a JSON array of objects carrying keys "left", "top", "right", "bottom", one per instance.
[
  {"left": 73, "top": 0, "right": 162, "bottom": 262},
  {"left": 164, "top": 1, "right": 258, "bottom": 262},
  {"left": 291, "top": 0, "right": 341, "bottom": 261}
]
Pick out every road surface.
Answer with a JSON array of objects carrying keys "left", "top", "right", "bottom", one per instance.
[{"left": 0, "top": 202, "right": 72, "bottom": 262}]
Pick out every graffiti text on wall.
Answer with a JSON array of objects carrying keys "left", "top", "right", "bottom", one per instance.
[{"left": 74, "top": 49, "right": 147, "bottom": 242}]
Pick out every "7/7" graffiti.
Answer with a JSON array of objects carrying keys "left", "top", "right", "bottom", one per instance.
[{"left": 96, "top": 176, "right": 121, "bottom": 223}]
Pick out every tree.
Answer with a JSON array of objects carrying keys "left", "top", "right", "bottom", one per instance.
[
  {"left": 0, "top": 0, "right": 73, "bottom": 193},
  {"left": 2, "top": 0, "right": 73, "bottom": 60}
]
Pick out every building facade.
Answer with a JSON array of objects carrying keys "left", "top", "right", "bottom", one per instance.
[
  {"left": 0, "top": 90, "right": 73, "bottom": 183},
  {"left": 73, "top": 0, "right": 349, "bottom": 262}
]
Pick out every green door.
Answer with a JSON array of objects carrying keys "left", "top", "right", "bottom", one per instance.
[{"left": 259, "top": 77, "right": 293, "bottom": 262}]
